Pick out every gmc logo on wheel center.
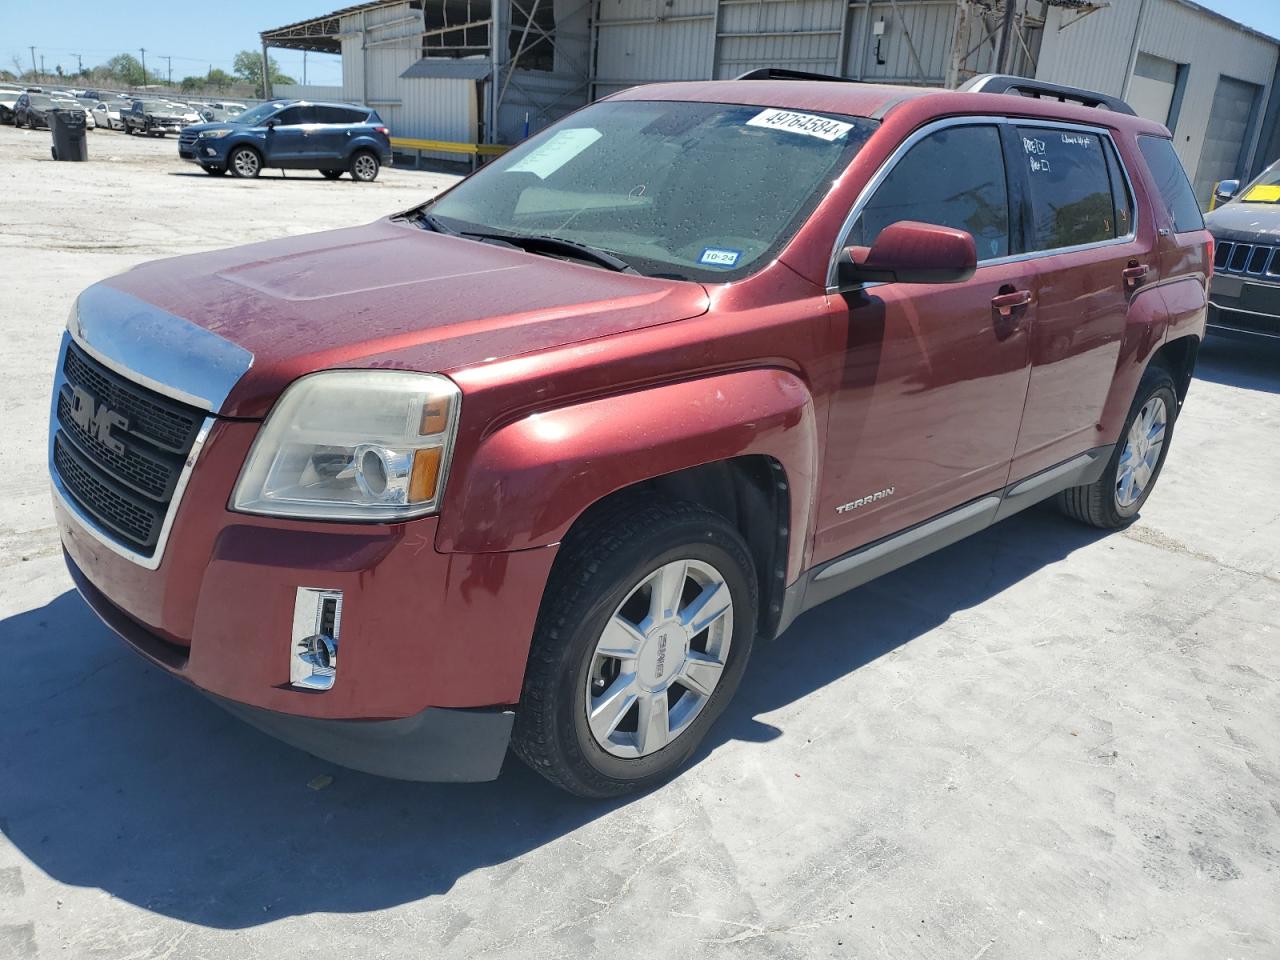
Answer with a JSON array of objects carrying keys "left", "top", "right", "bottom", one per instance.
[{"left": 68, "top": 385, "right": 129, "bottom": 455}]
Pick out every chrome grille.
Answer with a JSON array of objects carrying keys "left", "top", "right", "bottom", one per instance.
[
  {"left": 1214, "top": 239, "right": 1280, "bottom": 278},
  {"left": 52, "top": 342, "right": 204, "bottom": 556}
]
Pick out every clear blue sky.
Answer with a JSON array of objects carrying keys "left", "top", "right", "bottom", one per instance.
[
  {"left": 3, "top": 0, "right": 1279, "bottom": 88},
  {"left": 1, "top": 0, "right": 343, "bottom": 86}
]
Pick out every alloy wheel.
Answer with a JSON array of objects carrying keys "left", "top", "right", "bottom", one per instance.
[
  {"left": 585, "top": 558, "right": 733, "bottom": 759},
  {"left": 232, "top": 149, "right": 259, "bottom": 177},
  {"left": 1116, "top": 395, "right": 1168, "bottom": 508},
  {"left": 353, "top": 154, "right": 378, "bottom": 181}
]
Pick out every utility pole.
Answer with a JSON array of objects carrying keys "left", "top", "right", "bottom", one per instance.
[
  {"left": 303, "top": 50, "right": 307, "bottom": 85},
  {"left": 162, "top": 55, "right": 172, "bottom": 86},
  {"left": 139, "top": 47, "right": 147, "bottom": 86},
  {"left": 40, "top": 54, "right": 45, "bottom": 79},
  {"left": 73, "top": 52, "right": 83, "bottom": 74}
]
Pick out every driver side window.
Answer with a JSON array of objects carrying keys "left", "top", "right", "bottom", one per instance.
[{"left": 849, "top": 124, "right": 1011, "bottom": 261}]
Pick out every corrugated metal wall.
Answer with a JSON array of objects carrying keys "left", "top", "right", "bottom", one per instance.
[
  {"left": 714, "top": 0, "right": 845, "bottom": 79},
  {"left": 1037, "top": 0, "right": 1278, "bottom": 191},
  {"left": 591, "top": 0, "right": 718, "bottom": 97},
  {"left": 342, "top": 0, "right": 480, "bottom": 149},
  {"left": 846, "top": 0, "right": 955, "bottom": 85}
]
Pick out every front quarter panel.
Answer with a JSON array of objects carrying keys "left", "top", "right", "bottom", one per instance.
[{"left": 436, "top": 369, "right": 818, "bottom": 578}]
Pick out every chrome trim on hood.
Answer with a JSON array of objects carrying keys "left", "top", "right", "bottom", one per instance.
[{"left": 68, "top": 284, "right": 253, "bottom": 413}]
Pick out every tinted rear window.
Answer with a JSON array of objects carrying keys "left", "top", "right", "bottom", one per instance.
[
  {"left": 1018, "top": 127, "right": 1117, "bottom": 251},
  {"left": 1138, "top": 136, "right": 1204, "bottom": 233}
]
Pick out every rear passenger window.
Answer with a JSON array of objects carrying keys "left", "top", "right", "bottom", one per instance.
[
  {"left": 850, "top": 124, "right": 1010, "bottom": 260},
  {"left": 1138, "top": 135, "right": 1204, "bottom": 233},
  {"left": 1018, "top": 127, "right": 1116, "bottom": 250},
  {"left": 315, "top": 106, "right": 366, "bottom": 124}
]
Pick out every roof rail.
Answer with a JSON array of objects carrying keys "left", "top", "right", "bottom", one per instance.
[
  {"left": 960, "top": 74, "right": 1137, "bottom": 116},
  {"left": 735, "top": 68, "right": 855, "bottom": 84}
]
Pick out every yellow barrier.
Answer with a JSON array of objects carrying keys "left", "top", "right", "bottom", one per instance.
[{"left": 391, "top": 137, "right": 510, "bottom": 169}]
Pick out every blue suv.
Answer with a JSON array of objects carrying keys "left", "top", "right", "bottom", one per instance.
[{"left": 178, "top": 100, "right": 392, "bottom": 181}]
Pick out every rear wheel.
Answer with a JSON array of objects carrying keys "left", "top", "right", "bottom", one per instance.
[
  {"left": 229, "top": 146, "right": 261, "bottom": 178},
  {"left": 513, "top": 496, "right": 757, "bottom": 798},
  {"left": 320, "top": 169, "right": 343, "bottom": 180},
  {"left": 1057, "top": 364, "right": 1177, "bottom": 528},
  {"left": 350, "top": 150, "right": 380, "bottom": 182},
  {"left": 203, "top": 166, "right": 226, "bottom": 176}
]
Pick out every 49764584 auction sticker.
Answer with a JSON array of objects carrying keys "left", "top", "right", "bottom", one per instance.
[{"left": 746, "top": 108, "right": 854, "bottom": 142}]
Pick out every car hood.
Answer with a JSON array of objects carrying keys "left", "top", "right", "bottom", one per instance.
[
  {"left": 1204, "top": 201, "right": 1280, "bottom": 242},
  {"left": 183, "top": 121, "right": 235, "bottom": 135},
  {"left": 91, "top": 218, "right": 710, "bottom": 418}
]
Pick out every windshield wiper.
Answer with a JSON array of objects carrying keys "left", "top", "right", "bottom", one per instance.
[
  {"left": 460, "top": 230, "right": 637, "bottom": 273},
  {"left": 404, "top": 210, "right": 458, "bottom": 235}
]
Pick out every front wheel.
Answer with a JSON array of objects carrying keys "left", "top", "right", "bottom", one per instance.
[
  {"left": 350, "top": 150, "right": 380, "bottom": 182},
  {"left": 203, "top": 166, "right": 226, "bottom": 176},
  {"left": 512, "top": 497, "right": 757, "bottom": 798},
  {"left": 1057, "top": 364, "right": 1178, "bottom": 528},
  {"left": 229, "top": 146, "right": 261, "bottom": 178}
]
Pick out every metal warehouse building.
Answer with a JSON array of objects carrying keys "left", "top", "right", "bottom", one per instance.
[{"left": 261, "top": 0, "right": 1280, "bottom": 197}]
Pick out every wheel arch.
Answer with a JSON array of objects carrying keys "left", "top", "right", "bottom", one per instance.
[{"left": 436, "top": 367, "right": 820, "bottom": 631}]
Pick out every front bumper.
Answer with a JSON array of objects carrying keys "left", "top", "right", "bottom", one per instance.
[
  {"left": 1208, "top": 273, "right": 1280, "bottom": 338},
  {"left": 67, "top": 548, "right": 513, "bottom": 780}
]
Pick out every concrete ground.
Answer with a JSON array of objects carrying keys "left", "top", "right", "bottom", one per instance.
[{"left": 1, "top": 123, "right": 1278, "bottom": 960}]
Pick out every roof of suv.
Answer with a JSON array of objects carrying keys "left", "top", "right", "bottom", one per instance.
[{"left": 608, "top": 80, "right": 1170, "bottom": 136}]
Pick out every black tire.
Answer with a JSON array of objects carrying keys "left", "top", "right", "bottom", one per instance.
[
  {"left": 228, "top": 146, "right": 262, "bottom": 178},
  {"left": 349, "top": 150, "right": 380, "bottom": 182},
  {"left": 512, "top": 496, "right": 758, "bottom": 798},
  {"left": 1057, "top": 364, "right": 1178, "bottom": 529},
  {"left": 320, "top": 169, "right": 344, "bottom": 180}
]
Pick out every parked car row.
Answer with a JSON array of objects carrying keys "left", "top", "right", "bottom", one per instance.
[{"left": 8, "top": 92, "right": 96, "bottom": 130}]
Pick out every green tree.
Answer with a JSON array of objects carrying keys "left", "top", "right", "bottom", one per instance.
[
  {"left": 207, "top": 67, "right": 234, "bottom": 89},
  {"left": 232, "top": 50, "right": 295, "bottom": 96},
  {"left": 104, "top": 53, "right": 145, "bottom": 87}
]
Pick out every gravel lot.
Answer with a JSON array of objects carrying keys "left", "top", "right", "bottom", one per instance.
[{"left": 1, "top": 123, "right": 1278, "bottom": 960}]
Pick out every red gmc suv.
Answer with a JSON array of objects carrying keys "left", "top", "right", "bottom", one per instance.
[{"left": 49, "top": 73, "right": 1210, "bottom": 797}]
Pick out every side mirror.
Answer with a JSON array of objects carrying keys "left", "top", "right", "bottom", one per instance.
[
  {"left": 836, "top": 221, "right": 977, "bottom": 291},
  {"left": 265, "top": 118, "right": 277, "bottom": 129},
  {"left": 1212, "top": 179, "right": 1240, "bottom": 208}
]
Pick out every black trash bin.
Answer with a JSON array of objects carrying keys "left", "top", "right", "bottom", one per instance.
[{"left": 50, "top": 109, "right": 88, "bottom": 162}]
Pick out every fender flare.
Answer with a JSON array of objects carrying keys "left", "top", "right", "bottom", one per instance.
[
  {"left": 1096, "top": 279, "right": 1197, "bottom": 441},
  {"left": 436, "top": 368, "right": 820, "bottom": 580}
]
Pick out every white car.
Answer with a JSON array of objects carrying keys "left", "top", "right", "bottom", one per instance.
[
  {"left": 90, "top": 100, "right": 123, "bottom": 130},
  {"left": 165, "top": 101, "right": 204, "bottom": 126}
]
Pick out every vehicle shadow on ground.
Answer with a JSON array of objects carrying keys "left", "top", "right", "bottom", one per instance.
[
  {"left": 1196, "top": 332, "right": 1280, "bottom": 394},
  {"left": 0, "top": 508, "right": 1104, "bottom": 928}
]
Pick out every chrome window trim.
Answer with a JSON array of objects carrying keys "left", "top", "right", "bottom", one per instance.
[
  {"left": 68, "top": 284, "right": 253, "bottom": 413},
  {"left": 47, "top": 332, "right": 215, "bottom": 571},
  {"left": 826, "top": 115, "right": 1140, "bottom": 291}
]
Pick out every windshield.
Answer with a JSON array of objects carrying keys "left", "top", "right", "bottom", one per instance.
[
  {"left": 140, "top": 100, "right": 171, "bottom": 113},
  {"left": 28, "top": 94, "right": 53, "bottom": 109},
  {"left": 1237, "top": 160, "right": 1280, "bottom": 200},
  {"left": 232, "top": 102, "right": 284, "bottom": 126},
  {"left": 423, "top": 100, "right": 876, "bottom": 282}
]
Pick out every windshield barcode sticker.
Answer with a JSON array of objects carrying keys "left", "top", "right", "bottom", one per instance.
[{"left": 746, "top": 109, "right": 853, "bottom": 141}]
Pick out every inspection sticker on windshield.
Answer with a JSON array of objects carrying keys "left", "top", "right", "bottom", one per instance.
[
  {"left": 508, "top": 128, "right": 602, "bottom": 179},
  {"left": 746, "top": 109, "right": 853, "bottom": 141},
  {"left": 699, "top": 248, "right": 741, "bottom": 268}
]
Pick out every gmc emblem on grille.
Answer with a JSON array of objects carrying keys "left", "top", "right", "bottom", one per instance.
[{"left": 68, "top": 385, "right": 129, "bottom": 455}]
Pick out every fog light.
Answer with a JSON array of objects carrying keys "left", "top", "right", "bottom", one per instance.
[
  {"left": 204, "top": 146, "right": 217, "bottom": 156},
  {"left": 291, "top": 587, "right": 343, "bottom": 690}
]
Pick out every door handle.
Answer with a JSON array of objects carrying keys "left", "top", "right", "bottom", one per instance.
[
  {"left": 1123, "top": 262, "right": 1149, "bottom": 289},
  {"left": 991, "top": 289, "right": 1032, "bottom": 318}
]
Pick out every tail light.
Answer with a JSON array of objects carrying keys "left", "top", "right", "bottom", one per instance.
[
  {"left": 375, "top": 126, "right": 389, "bottom": 135},
  {"left": 1206, "top": 236, "right": 1214, "bottom": 280}
]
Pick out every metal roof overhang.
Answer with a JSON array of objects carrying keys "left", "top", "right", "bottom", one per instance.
[{"left": 261, "top": 0, "right": 419, "bottom": 54}]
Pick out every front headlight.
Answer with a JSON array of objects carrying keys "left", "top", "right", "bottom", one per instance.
[
  {"left": 199, "top": 128, "right": 232, "bottom": 139},
  {"left": 231, "top": 370, "right": 461, "bottom": 521}
]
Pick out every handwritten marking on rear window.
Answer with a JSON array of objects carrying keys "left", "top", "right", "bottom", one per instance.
[
  {"left": 1060, "top": 133, "right": 1092, "bottom": 147},
  {"left": 747, "top": 109, "right": 853, "bottom": 142},
  {"left": 1023, "top": 136, "right": 1047, "bottom": 155}
]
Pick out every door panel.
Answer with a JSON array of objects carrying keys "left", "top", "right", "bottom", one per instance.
[
  {"left": 815, "top": 122, "right": 1032, "bottom": 564},
  {"left": 264, "top": 106, "right": 312, "bottom": 167},
  {"left": 815, "top": 264, "right": 1035, "bottom": 563},
  {"left": 1009, "top": 126, "right": 1144, "bottom": 478}
]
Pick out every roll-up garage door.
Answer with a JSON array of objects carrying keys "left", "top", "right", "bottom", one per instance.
[{"left": 1194, "top": 75, "right": 1262, "bottom": 205}]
